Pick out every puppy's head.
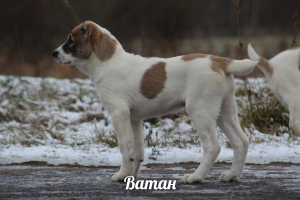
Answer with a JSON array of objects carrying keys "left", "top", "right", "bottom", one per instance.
[{"left": 53, "top": 21, "right": 117, "bottom": 66}]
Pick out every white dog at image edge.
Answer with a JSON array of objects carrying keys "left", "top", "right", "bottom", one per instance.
[
  {"left": 53, "top": 21, "right": 257, "bottom": 183},
  {"left": 248, "top": 44, "right": 300, "bottom": 136}
]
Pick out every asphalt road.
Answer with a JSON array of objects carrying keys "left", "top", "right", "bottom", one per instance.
[{"left": 1, "top": 163, "right": 300, "bottom": 200}]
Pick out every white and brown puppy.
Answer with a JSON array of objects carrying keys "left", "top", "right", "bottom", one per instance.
[
  {"left": 248, "top": 44, "right": 300, "bottom": 136},
  {"left": 53, "top": 21, "right": 257, "bottom": 183}
]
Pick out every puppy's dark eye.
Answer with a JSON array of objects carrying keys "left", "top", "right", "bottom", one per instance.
[
  {"left": 68, "top": 35, "right": 74, "bottom": 45},
  {"left": 66, "top": 35, "right": 74, "bottom": 46}
]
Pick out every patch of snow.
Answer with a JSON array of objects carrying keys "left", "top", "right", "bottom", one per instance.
[{"left": 0, "top": 76, "right": 299, "bottom": 167}]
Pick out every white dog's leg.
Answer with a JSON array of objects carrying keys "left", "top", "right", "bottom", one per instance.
[
  {"left": 110, "top": 105, "right": 135, "bottom": 181},
  {"left": 217, "top": 91, "right": 249, "bottom": 181},
  {"left": 289, "top": 109, "right": 300, "bottom": 136},
  {"left": 131, "top": 120, "right": 144, "bottom": 178},
  {"left": 181, "top": 99, "right": 221, "bottom": 183},
  {"left": 288, "top": 99, "right": 300, "bottom": 136},
  {"left": 289, "top": 112, "right": 296, "bottom": 133}
]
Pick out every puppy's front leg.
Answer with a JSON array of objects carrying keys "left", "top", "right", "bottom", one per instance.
[{"left": 110, "top": 105, "right": 135, "bottom": 181}]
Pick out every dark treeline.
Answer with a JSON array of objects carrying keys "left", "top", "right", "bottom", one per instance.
[{"left": 0, "top": 0, "right": 299, "bottom": 77}]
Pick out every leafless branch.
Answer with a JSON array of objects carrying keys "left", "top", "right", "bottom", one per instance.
[{"left": 62, "top": 0, "right": 81, "bottom": 24}]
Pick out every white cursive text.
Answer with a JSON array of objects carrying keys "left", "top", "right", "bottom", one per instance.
[{"left": 124, "top": 176, "right": 176, "bottom": 190}]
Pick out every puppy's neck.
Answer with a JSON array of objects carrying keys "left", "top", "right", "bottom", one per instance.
[{"left": 84, "top": 48, "right": 124, "bottom": 83}]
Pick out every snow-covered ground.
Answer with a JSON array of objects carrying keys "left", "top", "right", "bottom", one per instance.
[{"left": 0, "top": 75, "right": 299, "bottom": 166}]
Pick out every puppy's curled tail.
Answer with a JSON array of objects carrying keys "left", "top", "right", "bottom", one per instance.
[
  {"left": 247, "top": 44, "right": 260, "bottom": 62},
  {"left": 247, "top": 44, "right": 273, "bottom": 76},
  {"left": 225, "top": 59, "right": 258, "bottom": 76}
]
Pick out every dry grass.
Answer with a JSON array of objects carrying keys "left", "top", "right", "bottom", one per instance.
[{"left": 0, "top": 76, "right": 296, "bottom": 150}]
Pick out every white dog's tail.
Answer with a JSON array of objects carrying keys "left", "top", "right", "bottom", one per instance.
[
  {"left": 225, "top": 59, "right": 257, "bottom": 76},
  {"left": 247, "top": 44, "right": 260, "bottom": 62},
  {"left": 247, "top": 44, "right": 273, "bottom": 76}
]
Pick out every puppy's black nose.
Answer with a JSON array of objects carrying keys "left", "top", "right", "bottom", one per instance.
[{"left": 52, "top": 50, "right": 59, "bottom": 58}]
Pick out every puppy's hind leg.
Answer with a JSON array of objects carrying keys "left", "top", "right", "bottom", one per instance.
[
  {"left": 110, "top": 105, "right": 135, "bottom": 181},
  {"left": 181, "top": 100, "right": 221, "bottom": 183},
  {"left": 217, "top": 90, "right": 249, "bottom": 182},
  {"left": 131, "top": 120, "right": 144, "bottom": 178}
]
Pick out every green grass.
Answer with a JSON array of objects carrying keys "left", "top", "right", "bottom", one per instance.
[{"left": 93, "top": 124, "right": 118, "bottom": 148}]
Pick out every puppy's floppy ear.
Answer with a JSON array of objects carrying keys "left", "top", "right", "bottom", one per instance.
[
  {"left": 80, "top": 21, "right": 117, "bottom": 61},
  {"left": 94, "top": 33, "right": 117, "bottom": 62},
  {"left": 81, "top": 22, "right": 91, "bottom": 41}
]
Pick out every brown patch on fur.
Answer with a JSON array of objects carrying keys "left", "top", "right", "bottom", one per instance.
[
  {"left": 71, "top": 21, "right": 117, "bottom": 62},
  {"left": 140, "top": 62, "right": 167, "bottom": 99},
  {"left": 181, "top": 54, "right": 208, "bottom": 61},
  {"left": 70, "top": 24, "right": 93, "bottom": 59},
  {"left": 210, "top": 56, "right": 233, "bottom": 74},
  {"left": 259, "top": 57, "right": 273, "bottom": 76}
]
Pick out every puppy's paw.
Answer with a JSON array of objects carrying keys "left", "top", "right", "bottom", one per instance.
[
  {"left": 111, "top": 170, "right": 132, "bottom": 182},
  {"left": 219, "top": 172, "right": 239, "bottom": 182},
  {"left": 181, "top": 173, "right": 203, "bottom": 183}
]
